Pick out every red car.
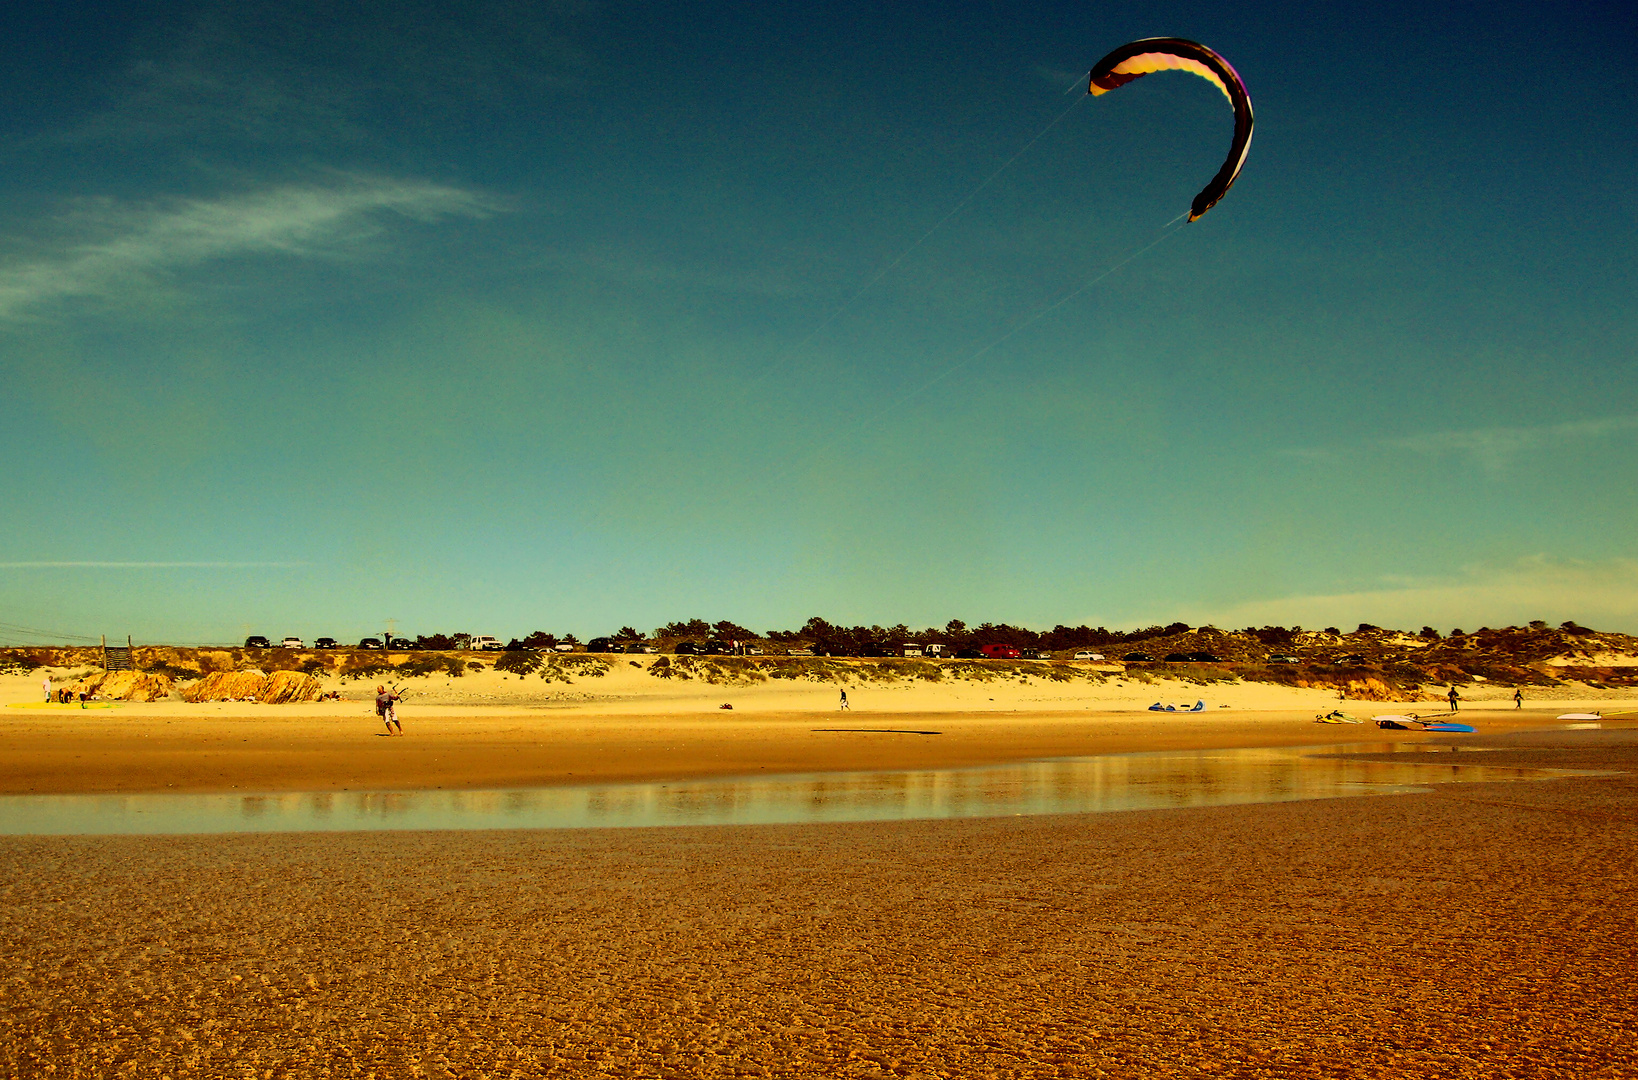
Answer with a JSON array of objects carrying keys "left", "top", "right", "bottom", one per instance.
[{"left": 979, "top": 643, "right": 1021, "bottom": 659}]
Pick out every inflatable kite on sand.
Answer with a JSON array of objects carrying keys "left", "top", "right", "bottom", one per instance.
[{"left": 1088, "top": 38, "right": 1254, "bottom": 222}]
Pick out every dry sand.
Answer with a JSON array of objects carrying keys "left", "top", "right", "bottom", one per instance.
[{"left": 2, "top": 668, "right": 1635, "bottom": 1077}]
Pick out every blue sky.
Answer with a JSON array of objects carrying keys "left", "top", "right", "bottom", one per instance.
[{"left": 2, "top": 0, "right": 1635, "bottom": 645}]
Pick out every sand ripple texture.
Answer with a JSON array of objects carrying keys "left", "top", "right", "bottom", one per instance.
[{"left": 2, "top": 748, "right": 1635, "bottom": 1078}]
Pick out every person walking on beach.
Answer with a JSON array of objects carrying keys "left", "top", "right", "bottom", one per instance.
[
  {"left": 839, "top": 689, "right": 850, "bottom": 711},
  {"left": 42, "top": 675, "right": 51, "bottom": 703},
  {"left": 1513, "top": 688, "right": 1523, "bottom": 709},
  {"left": 375, "top": 685, "right": 403, "bottom": 735},
  {"left": 1447, "top": 686, "right": 1460, "bottom": 712}
]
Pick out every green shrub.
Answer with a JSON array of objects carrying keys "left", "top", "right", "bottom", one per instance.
[
  {"left": 494, "top": 650, "right": 543, "bottom": 676},
  {"left": 396, "top": 655, "right": 465, "bottom": 678}
]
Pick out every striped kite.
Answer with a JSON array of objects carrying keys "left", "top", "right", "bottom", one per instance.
[{"left": 1089, "top": 38, "right": 1254, "bottom": 222}]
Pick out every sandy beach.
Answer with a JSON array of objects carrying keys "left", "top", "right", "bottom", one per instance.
[
  {"left": 2, "top": 670, "right": 1635, "bottom": 1077},
  {"left": 3, "top": 665, "right": 1632, "bottom": 796}
]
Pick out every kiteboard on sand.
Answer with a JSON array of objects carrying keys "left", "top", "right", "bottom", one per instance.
[
  {"left": 1557, "top": 713, "right": 1602, "bottom": 721},
  {"left": 1375, "top": 715, "right": 1475, "bottom": 733}
]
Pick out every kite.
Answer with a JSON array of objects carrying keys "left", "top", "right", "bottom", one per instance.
[{"left": 1088, "top": 38, "right": 1254, "bottom": 222}]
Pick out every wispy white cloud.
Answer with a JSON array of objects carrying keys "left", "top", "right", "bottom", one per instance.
[
  {"left": 1184, "top": 556, "right": 1638, "bottom": 632},
  {"left": 0, "top": 178, "right": 497, "bottom": 321},
  {"left": 1283, "top": 415, "right": 1638, "bottom": 476},
  {"left": 0, "top": 562, "right": 309, "bottom": 569},
  {"left": 1382, "top": 415, "right": 1638, "bottom": 474}
]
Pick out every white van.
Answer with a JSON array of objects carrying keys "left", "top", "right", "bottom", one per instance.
[{"left": 470, "top": 636, "right": 503, "bottom": 651}]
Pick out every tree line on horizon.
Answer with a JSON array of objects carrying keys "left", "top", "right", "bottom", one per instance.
[{"left": 403, "top": 618, "right": 1603, "bottom": 654}]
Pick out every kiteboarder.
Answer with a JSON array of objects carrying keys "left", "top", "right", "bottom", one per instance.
[
  {"left": 1447, "top": 686, "right": 1461, "bottom": 712},
  {"left": 375, "top": 684, "right": 403, "bottom": 735}
]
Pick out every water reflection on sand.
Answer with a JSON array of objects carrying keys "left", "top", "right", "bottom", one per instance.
[{"left": 0, "top": 742, "right": 1592, "bottom": 836}]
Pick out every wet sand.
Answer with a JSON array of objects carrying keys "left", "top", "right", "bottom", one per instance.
[
  {"left": 0, "top": 706, "right": 1588, "bottom": 796},
  {"left": 1, "top": 729, "right": 1635, "bottom": 1077}
]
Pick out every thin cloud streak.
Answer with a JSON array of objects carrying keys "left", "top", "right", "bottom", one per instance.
[
  {"left": 1383, "top": 415, "right": 1638, "bottom": 474},
  {"left": 0, "top": 178, "right": 497, "bottom": 321},
  {"left": 1186, "top": 556, "right": 1638, "bottom": 631},
  {"left": 0, "top": 562, "right": 310, "bottom": 569},
  {"left": 1282, "top": 415, "right": 1638, "bottom": 475}
]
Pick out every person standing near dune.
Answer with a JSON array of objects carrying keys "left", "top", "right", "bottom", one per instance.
[
  {"left": 42, "top": 675, "right": 51, "bottom": 703},
  {"left": 1513, "top": 688, "right": 1523, "bottom": 709},
  {"left": 839, "top": 689, "right": 849, "bottom": 711},
  {"left": 375, "top": 685, "right": 403, "bottom": 735},
  {"left": 1447, "top": 686, "right": 1460, "bottom": 712}
]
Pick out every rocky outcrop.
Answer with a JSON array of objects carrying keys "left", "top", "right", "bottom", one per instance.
[
  {"left": 68, "top": 671, "right": 176, "bottom": 702},
  {"left": 181, "top": 669, "right": 323, "bottom": 704}
]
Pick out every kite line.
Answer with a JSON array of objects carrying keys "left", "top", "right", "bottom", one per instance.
[{"left": 735, "top": 92, "right": 1089, "bottom": 397}]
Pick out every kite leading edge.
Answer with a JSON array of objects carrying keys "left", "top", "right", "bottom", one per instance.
[{"left": 1088, "top": 37, "right": 1254, "bottom": 222}]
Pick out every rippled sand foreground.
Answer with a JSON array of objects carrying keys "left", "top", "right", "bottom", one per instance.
[{"left": 2, "top": 734, "right": 1635, "bottom": 1079}]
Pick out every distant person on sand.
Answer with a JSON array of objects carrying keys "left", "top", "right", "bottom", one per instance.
[
  {"left": 375, "top": 685, "right": 403, "bottom": 735},
  {"left": 839, "top": 689, "right": 849, "bottom": 711},
  {"left": 1447, "top": 686, "right": 1460, "bottom": 712},
  {"left": 42, "top": 675, "right": 51, "bottom": 703},
  {"left": 1513, "top": 688, "right": 1523, "bottom": 709}
]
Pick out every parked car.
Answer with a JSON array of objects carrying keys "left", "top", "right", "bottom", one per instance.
[
  {"left": 859, "top": 645, "right": 889, "bottom": 658},
  {"left": 1073, "top": 651, "right": 1105, "bottom": 661},
  {"left": 1187, "top": 652, "right": 1221, "bottom": 663},
  {"left": 280, "top": 637, "right": 303, "bottom": 649},
  {"left": 1122, "top": 653, "right": 1153, "bottom": 662},
  {"left": 1164, "top": 652, "right": 1192, "bottom": 662},
  {"left": 626, "top": 643, "right": 658, "bottom": 654},
  {"left": 468, "top": 636, "right": 503, "bottom": 651},
  {"left": 785, "top": 647, "right": 814, "bottom": 656},
  {"left": 1022, "top": 649, "right": 1052, "bottom": 660},
  {"left": 1268, "top": 655, "right": 1298, "bottom": 664},
  {"left": 552, "top": 643, "right": 575, "bottom": 653},
  {"left": 245, "top": 635, "right": 271, "bottom": 648},
  {"left": 701, "top": 641, "right": 729, "bottom": 655},
  {"left": 1340, "top": 653, "right": 1367, "bottom": 664},
  {"left": 979, "top": 644, "right": 1021, "bottom": 659},
  {"left": 954, "top": 648, "right": 983, "bottom": 659},
  {"left": 314, "top": 637, "right": 338, "bottom": 649},
  {"left": 586, "top": 638, "right": 617, "bottom": 653},
  {"left": 389, "top": 638, "right": 419, "bottom": 650},
  {"left": 358, "top": 637, "right": 383, "bottom": 649},
  {"left": 674, "top": 642, "right": 702, "bottom": 655}
]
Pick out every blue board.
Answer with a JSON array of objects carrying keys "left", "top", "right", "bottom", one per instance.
[{"left": 1421, "top": 722, "right": 1475, "bottom": 733}]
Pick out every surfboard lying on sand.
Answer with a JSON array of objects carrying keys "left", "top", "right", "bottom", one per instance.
[
  {"left": 1557, "top": 713, "right": 1602, "bottom": 721},
  {"left": 1420, "top": 722, "right": 1475, "bottom": 733}
]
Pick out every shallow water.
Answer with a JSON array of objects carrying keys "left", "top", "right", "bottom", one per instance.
[{"left": 0, "top": 742, "right": 1599, "bottom": 837}]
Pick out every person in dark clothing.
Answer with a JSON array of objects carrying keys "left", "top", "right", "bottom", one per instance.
[{"left": 1447, "top": 686, "right": 1460, "bottom": 712}]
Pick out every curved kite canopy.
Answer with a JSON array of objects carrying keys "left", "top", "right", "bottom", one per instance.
[{"left": 1088, "top": 38, "right": 1253, "bottom": 222}]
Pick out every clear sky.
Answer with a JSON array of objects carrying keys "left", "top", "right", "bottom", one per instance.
[{"left": 2, "top": 0, "right": 1635, "bottom": 645}]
